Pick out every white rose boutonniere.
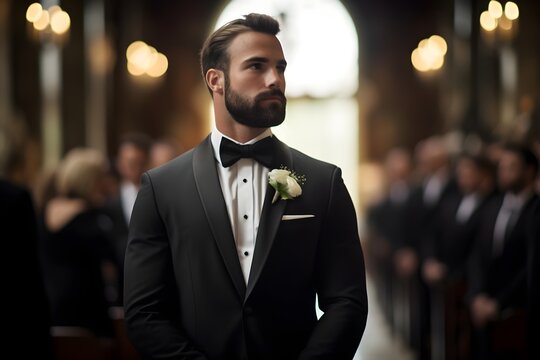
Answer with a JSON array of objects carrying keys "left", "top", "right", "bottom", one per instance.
[{"left": 268, "top": 167, "right": 306, "bottom": 204}]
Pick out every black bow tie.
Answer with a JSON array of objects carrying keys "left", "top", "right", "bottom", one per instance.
[{"left": 219, "top": 136, "right": 276, "bottom": 168}]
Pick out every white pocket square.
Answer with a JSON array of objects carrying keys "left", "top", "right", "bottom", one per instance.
[{"left": 281, "top": 214, "right": 315, "bottom": 221}]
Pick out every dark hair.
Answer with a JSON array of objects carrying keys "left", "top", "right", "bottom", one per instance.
[
  {"left": 200, "top": 13, "right": 280, "bottom": 94},
  {"left": 458, "top": 153, "right": 497, "bottom": 178},
  {"left": 503, "top": 143, "right": 539, "bottom": 177},
  {"left": 118, "top": 132, "right": 152, "bottom": 155}
]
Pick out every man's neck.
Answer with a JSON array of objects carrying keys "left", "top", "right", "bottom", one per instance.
[{"left": 215, "top": 121, "right": 268, "bottom": 144}]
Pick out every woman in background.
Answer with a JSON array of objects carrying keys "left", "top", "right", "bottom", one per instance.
[{"left": 39, "top": 148, "right": 117, "bottom": 337}]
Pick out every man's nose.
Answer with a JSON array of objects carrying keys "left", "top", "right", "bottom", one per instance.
[{"left": 266, "top": 68, "right": 284, "bottom": 90}]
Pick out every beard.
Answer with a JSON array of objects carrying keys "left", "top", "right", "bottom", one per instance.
[{"left": 224, "top": 73, "right": 286, "bottom": 128}]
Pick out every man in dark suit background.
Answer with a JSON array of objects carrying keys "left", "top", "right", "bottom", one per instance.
[
  {"left": 105, "top": 133, "right": 151, "bottom": 303},
  {"left": 468, "top": 144, "right": 538, "bottom": 359},
  {"left": 124, "top": 13, "right": 367, "bottom": 359}
]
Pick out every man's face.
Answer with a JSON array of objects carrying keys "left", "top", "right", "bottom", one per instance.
[
  {"left": 457, "top": 159, "right": 481, "bottom": 194},
  {"left": 117, "top": 143, "right": 148, "bottom": 185},
  {"left": 223, "top": 31, "right": 287, "bottom": 128},
  {"left": 498, "top": 151, "right": 526, "bottom": 192}
]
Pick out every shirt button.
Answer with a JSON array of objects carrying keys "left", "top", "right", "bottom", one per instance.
[
  {"left": 243, "top": 178, "right": 247, "bottom": 183},
  {"left": 244, "top": 251, "right": 249, "bottom": 256},
  {"left": 243, "top": 214, "right": 248, "bottom": 219}
]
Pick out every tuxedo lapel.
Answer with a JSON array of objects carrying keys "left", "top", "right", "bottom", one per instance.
[
  {"left": 246, "top": 138, "right": 293, "bottom": 301},
  {"left": 193, "top": 137, "right": 246, "bottom": 299}
]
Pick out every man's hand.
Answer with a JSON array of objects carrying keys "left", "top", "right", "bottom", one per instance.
[
  {"left": 422, "top": 258, "right": 447, "bottom": 285},
  {"left": 471, "top": 294, "right": 499, "bottom": 328},
  {"left": 394, "top": 248, "right": 418, "bottom": 278}
]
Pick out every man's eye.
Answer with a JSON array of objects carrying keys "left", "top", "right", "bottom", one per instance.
[
  {"left": 277, "top": 65, "right": 286, "bottom": 73},
  {"left": 249, "top": 63, "right": 262, "bottom": 70}
]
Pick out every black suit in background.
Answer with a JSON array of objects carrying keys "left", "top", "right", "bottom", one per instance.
[
  {"left": 399, "top": 178, "right": 458, "bottom": 359},
  {"left": 468, "top": 193, "right": 538, "bottom": 309},
  {"left": 0, "top": 179, "right": 53, "bottom": 359},
  {"left": 467, "top": 193, "right": 537, "bottom": 360},
  {"left": 428, "top": 191, "right": 496, "bottom": 279},
  {"left": 366, "top": 189, "right": 410, "bottom": 329},
  {"left": 104, "top": 195, "right": 129, "bottom": 269},
  {"left": 402, "top": 179, "right": 458, "bottom": 256},
  {"left": 125, "top": 136, "right": 368, "bottom": 359},
  {"left": 527, "top": 199, "right": 540, "bottom": 359},
  {"left": 103, "top": 194, "right": 129, "bottom": 304}
]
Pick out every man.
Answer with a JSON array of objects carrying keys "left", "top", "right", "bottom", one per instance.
[
  {"left": 421, "top": 154, "right": 497, "bottom": 360},
  {"left": 394, "top": 136, "right": 457, "bottom": 359},
  {"left": 468, "top": 144, "right": 538, "bottom": 359},
  {"left": 422, "top": 154, "right": 497, "bottom": 284},
  {"left": 366, "top": 148, "right": 412, "bottom": 331},
  {"left": 105, "top": 133, "right": 152, "bottom": 274},
  {"left": 124, "top": 13, "right": 367, "bottom": 360}
]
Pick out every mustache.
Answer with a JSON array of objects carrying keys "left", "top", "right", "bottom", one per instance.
[{"left": 255, "top": 89, "right": 286, "bottom": 103}]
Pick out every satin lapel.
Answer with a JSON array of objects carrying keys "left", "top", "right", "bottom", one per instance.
[
  {"left": 193, "top": 137, "right": 246, "bottom": 299},
  {"left": 246, "top": 138, "right": 293, "bottom": 301}
]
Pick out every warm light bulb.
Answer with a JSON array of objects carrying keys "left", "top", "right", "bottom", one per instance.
[
  {"left": 411, "top": 48, "right": 430, "bottom": 72},
  {"left": 147, "top": 53, "right": 168, "bottom": 77},
  {"left": 26, "top": 3, "right": 43, "bottom": 23},
  {"left": 480, "top": 11, "right": 498, "bottom": 31},
  {"left": 429, "top": 35, "right": 447, "bottom": 56},
  {"left": 505, "top": 2, "right": 519, "bottom": 21},
  {"left": 126, "top": 41, "right": 147, "bottom": 60},
  {"left": 431, "top": 56, "right": 444, "bottom": 70},
  {"left": 488, "top": 1, "right": 503, "bottom": 19},
  {"left": 127, "top": 61, "right": 146, "bottom": 76},
  {"left": 50, "top": 10, "right": 71, "bottom": 34},
  {"left": 33, "top": 9, "right": 50, "bottom": 31}
]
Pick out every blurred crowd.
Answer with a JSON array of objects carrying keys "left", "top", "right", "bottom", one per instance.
[
  {"left": 365, "top": 134, "right": 540, "bottom": 360},
  {"left": 0, "top": 129, "right": 180, "bottom": 358}
]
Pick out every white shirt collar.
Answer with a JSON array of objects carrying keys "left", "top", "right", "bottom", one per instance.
[
  {"left": 502, "top": 189, "right": 534, "bottom": 211},
  {"left": 210, "top": 127, "right": 273, "bottom": 166}
]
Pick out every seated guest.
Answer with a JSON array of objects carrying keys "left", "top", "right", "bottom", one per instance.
[{"left": 39, "top": 148, "right": 117, "bottom": 337}]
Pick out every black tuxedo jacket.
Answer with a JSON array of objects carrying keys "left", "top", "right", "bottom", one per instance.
[
  {"left": 468, "top": 193, "right": 538, "bottom": 309},
  {"left": 104, "top": 194, "right": 130, "bottom": 268},
  {"left": 400, "top": 179, "right": 458, "bottom": 255},
  {"left": 124, "top": 136, "right": 367, "bottom": 360},
  {"left": 429, "top": 191, "right": 496, "bottom": 277}
]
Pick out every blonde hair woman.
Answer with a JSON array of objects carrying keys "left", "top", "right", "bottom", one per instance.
[{"left": 39, "top": 148, "right": 117, "bottom": 338}]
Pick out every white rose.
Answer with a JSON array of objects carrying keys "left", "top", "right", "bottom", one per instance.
[
  {"left": 268, "top": 169, "right": 290, "bottom": 185},
  {"left": 286, "top": 176, "right": 302, "bottom": 197}
]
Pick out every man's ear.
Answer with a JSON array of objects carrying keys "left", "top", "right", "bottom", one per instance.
[{"left": 206, "top": 69, "right": 224, "bottom": 95}]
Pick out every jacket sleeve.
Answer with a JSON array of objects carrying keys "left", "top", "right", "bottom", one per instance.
[
  {"left": 124, "top": 173, "right": 207, "bottom": 359},
  {"left": 298, "top": 168, "right": 368, "bottom": 360}
]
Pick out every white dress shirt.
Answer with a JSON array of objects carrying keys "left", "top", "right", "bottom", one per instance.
[
  {"left": 455, "top": 193, "right": 480, "bottom": 224},
  {"left": 423, "top": 174, "right": 447, "bottom": 207},
  {"left": 120, "top": 181, "right": 139, "bottom": 224},
  {"left": 492, "top": 191, "right": 532, "bottom": 257},
  {"left": 211, "top": 128, "right": 273, "bottom": 283}
]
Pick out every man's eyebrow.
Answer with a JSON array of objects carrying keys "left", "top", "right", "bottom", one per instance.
[
  {"left": 243, "top": 56, "right": 269, "bottom": 64},
  {"left": 242, "top": 57, "right": 288, "bottom": 67}
]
